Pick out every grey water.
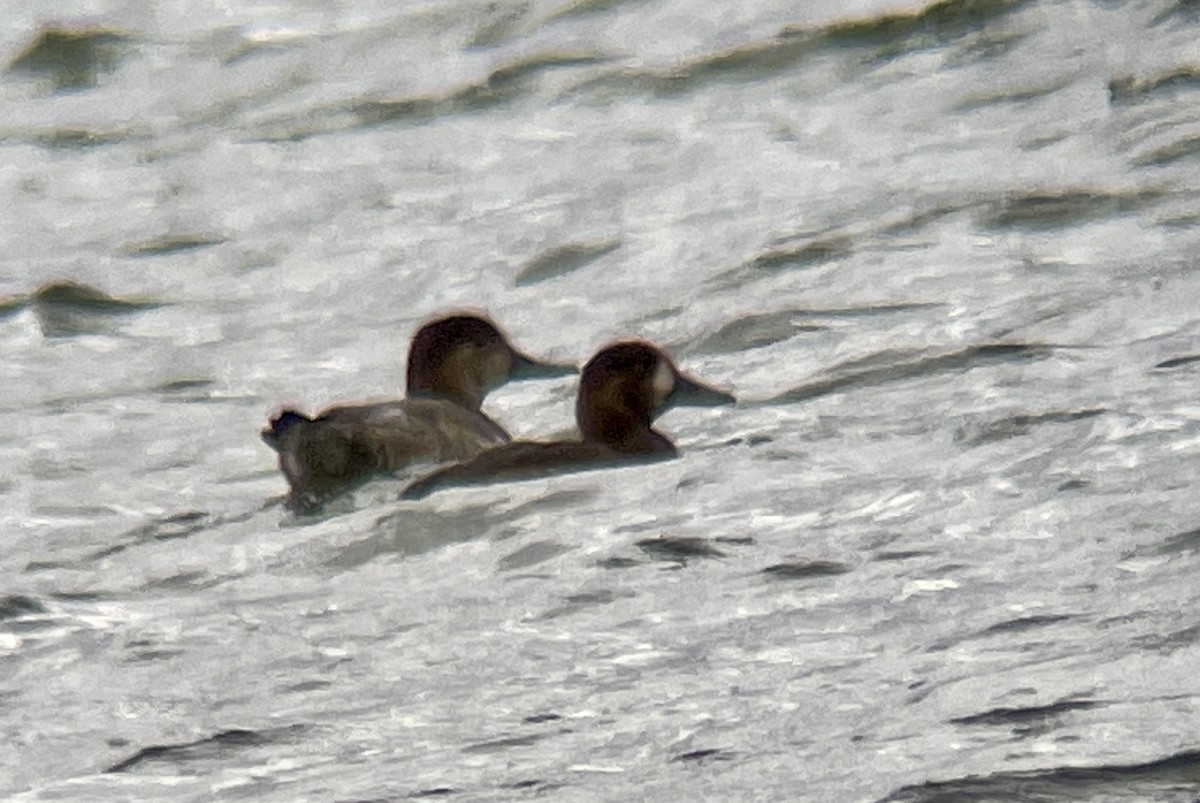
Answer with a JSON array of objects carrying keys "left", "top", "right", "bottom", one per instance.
[{"left": 4, "top": 0, "right": 1200, "bottom": 799}]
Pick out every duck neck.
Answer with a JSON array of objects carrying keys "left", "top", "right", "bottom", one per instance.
[
  {"left": 408, "top": 377, "right": 484, "bottom": 410},
  {"left": 578, "top": 406, "right": 676, "bottom": 455},
  {"left": 408, "top": 350, "right": 487, "bottom": 410}
]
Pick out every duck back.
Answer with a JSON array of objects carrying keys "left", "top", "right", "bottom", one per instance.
[
  {"left": 402, "top": 440, "right": 673, "bottom": 499},
  {"left": 267, "top": 397, "right": 511, "bottom": 506}
]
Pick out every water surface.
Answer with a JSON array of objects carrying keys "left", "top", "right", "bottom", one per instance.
[{"left": 4, "top": 0, "right": 1200, "bottom": 800}]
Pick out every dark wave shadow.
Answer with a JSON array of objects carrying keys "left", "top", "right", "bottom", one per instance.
[
  {"left": 11, "top": 280, "right": 164, "bottom": 337},
  {"left": 14, "top": 0, "right": 1046, "bottom": 156},
  {"left": 580, "top": 0, "right": 1035, "bottom": 96},
  {"left": 467, "top": 3, "right": 532, "bottom": 48},
  {"left": 1110, "top": 66, "right": 1200, "bottom": 105},
  {"left": 499, "top": 539, "right": 576, "bottom": 572},
  {"left": 764, "top": 343, "right": 1050, "bottom": 405},
  {"left": 949, "top": 698, "right": 1104, "bottom": 736},
  {"left": 876, "top": 747, "right": 1200, "bottom": 803},
  {"left": 514, "top": 238, "right": 621, "bottom": 286},
  {"left": 81, "top": 510, "right": 217, "bottom": 564},
  {"left": 1153, "top": 527, "right": 1200, "bottom": 556},
  {"left": 707, "top": 197, "right": 988, "bottom": 294},
  {"left": 1151, "top": 0, "right": 1200, "bottom": 26},
  {"left": 681, "top": 310, "right": 827, "bottom": 355},
  {"left": 462, "top": 733, "right": 548, "bottom": 754},
  {"left": 1131, "top": 623, "right": 1200, "bottom": 656},
  {"left": 927, "top": 613, "right": 1074, "bottom": 653},
  {"left": 873, "top": 549, "right": 939, "bottom": 562},
  {"left": 537, "top": 588, "right": 634, "bottom": 620},
  {"left": 951, "top": 78, "right": 1073, "bottom": 112},
  {"left": 636, "top": 535, "right": 728, "bottom": 563},
  {"left": 9, "top": 373, "right": 238, "bottom": 417},
  {"left": 151, "top": 378, "right": 221, "bottom": 403},
  {"left": 594, "top": 535, "right": 750, "bottom": 570},
  {"left": 5, "top": 24, "right": 133, "bottom": 91},
  {"left": 543, "top": 0, "right": 653, "bottom": 24},
  {"left": 25, "top": 504, "right": 266, "bottom": 576},
  {"left": 976, "top": 614, "right": 1075, "bottom": 636},
  {"left": 761, "top": 560, "right": 851, "bottom": 580},
  {"left": 121, "top": 233, "right": 227, "bottom": 257},
  {"left": 0, "top": 594, "right": 47, "bottom": 620},
  {"left": 1155, "top": 354, "right": 1200, "bottom": 369},
  {"left": 105, "top": 724, "right": 309, "bottom": 773},
  {"left": 799, "top": 0, "right": 1034, "bottom": 54},
  {"left": 436, "top": 714, "right": 573, "bottom": 796},
  {"left": 0, "top": 127, "right": 142, "bottom": 149},
  {"left": 706, "top": 236, "right": 855, "bottom": 289},
  {"left": 953, "top": 409, "right": 1106, "bottom": 446},
  {"left": 353, "top": 51, "right": 607, "bottom": 127},
  {"left": 749, "top": 236, "right": 856, "bottom": 270},
  {"left": 671, "top": 747, "right": 737, "bottom": 764},
  {"left": 980, "top": 188, "right": 1166, "bottom": 230},
  {"left": 698, "top": 303, "right": 942, "bottom": 355},
  {"left": 1135, "top": 133, "right": 1200, "bottom": 168},
  {"left": 244, "top": 50, "right": 607, "bottom": 142}
]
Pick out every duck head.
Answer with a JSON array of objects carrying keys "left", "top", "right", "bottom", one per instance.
[
  {"left": 577, "top": 341, "right": 735, "bottom": 454},
  {"left": 406, "top": 313, "right": 575, "bottom": 409}
]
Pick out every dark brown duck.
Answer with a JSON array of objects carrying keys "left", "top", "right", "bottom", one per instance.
[
  {"left": 402, "top": 340, "right": 735, "bottom": 498},
  {"left": 262, "top": 313, "right": 574, "bottom": 506}
]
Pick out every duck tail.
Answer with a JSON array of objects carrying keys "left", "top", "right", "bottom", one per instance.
[{"left": 261, "top": 409, "right": 311, "bottom": 451}]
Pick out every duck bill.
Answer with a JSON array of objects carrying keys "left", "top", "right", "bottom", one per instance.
[
  {"left": 667, "top": 372, "right": 736, "bottom": 408},
  {"left": 509, "top": 350, "right": 579, "bottom": 381}
]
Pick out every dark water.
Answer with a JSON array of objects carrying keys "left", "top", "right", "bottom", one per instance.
[{"left": 4, "top": 0, "right": 1200, "bottom": 800}]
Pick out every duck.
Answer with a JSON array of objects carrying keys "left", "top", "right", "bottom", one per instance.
[
  {"left": 401, "top": 340, "right": 735, "bottom": 498},
  {"left": 262, "top": 312, "right": 575, "bottom": 506}
]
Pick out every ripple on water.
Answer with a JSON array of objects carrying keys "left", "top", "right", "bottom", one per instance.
[
  {"left": 586, "top": 0, "right": 1036, "bottom": 96},
  {"left": 979, "top": 188, "right": 1167, "bottom": 230},
  {"left": 104, "top": 724, "right": 311, "bottom": 774},
  {"left": 24, "top": 280, "right": 163, "bottom": 338},
  {"left": 680, "top": 310, "right": 828, "bottom": 355},
  {"left": 0, "top": 594, "right": 47, "bottom": 620},
  {"left": 948, "top": 697, "right": 1105, "bottom": 736},
  {"left": 953, "top": 408, "right": 1108, "bottom": 446},
  {"left": 876, "top": 747, "right": 1200, "bottom": 803},
  {"left": 514, "top": 238, "right": 622, "bottom": 286},
  {"left": 760, "top": 560, "right": 852, "bottom": 580},
  {"left": 5, "top": 25, "right": 133, "bottom": 91},
  {"left": 5, "top": 0, "right": 1200, "bottom": 799},
  {"left": 766, "top": 342, "right": 1052, "bottom": 405}
]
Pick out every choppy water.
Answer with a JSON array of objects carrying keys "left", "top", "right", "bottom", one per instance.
[{"left": 5, "top": 0, "right": 1200, "bottom": 800}]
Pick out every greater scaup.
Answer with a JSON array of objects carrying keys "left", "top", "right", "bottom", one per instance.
[
  {"left": 262, "top": 312, "right": 574, "bottom": 507},
  {"left": 401, "top": 340, "right": 734, "bottom": 498}
]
